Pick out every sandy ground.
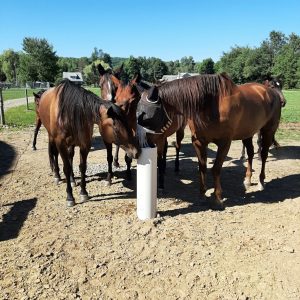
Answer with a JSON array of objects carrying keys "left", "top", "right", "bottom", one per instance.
[{"left": 0, "top": 126, "right": 300, "bottom": 300}]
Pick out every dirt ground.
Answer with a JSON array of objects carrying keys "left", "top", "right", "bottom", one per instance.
[{"left": 0, "top": 126, "right": 300, "bottom": 300}]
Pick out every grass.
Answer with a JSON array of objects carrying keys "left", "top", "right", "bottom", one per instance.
[
  {"left": 281, "top": 90, "right": 300, "bottom": 123},
  {"left": 1, "top": 88, "right": 42, "bottom": 101}
]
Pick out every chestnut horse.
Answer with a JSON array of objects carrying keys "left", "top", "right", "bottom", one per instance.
[
  {"left": 38, "top": 79, "right": 140, "bottom": 207},
  {"left": 137, "top": 73, "right": 282, "bottom": 210},
  {"left": 240, "top": 78, "right": 286, "bottom": 159}
]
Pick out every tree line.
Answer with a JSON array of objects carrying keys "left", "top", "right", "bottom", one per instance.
[{"left": 0, "top": 31, "right": 300, "bottom": 88}]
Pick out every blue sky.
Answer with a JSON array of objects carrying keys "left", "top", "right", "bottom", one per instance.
[{"left": 1, "top": 0, "right": 300, "bottom": 62}]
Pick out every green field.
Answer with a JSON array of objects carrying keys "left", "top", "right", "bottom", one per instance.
[
  {"left": 2, "top": 89, "right": 300, "bottom": 140},
  {"left": 1, "top": 88, "right": 42, "bottom": 101}
]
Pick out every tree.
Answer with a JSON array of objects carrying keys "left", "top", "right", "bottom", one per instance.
[
  {"left": 1, "top": 49, "right": 19, "bottom": 84},
  {"left": 179, "top": 56, "right": 195, "bottom": 72},
  {"left": 83, "top": 59, "right": 110, "bottom": 86},
  {"left": 272, "top": 33, "right": 300, "bottom": 88},
  {"left": 218, "top": 46, "right": 251, "bottom": 83},
  {"left": 196, "top": 58, "right": 215, "bottom": 74},
  {"left": 18, "top": 37, "right": 59, "bottom": 84}
]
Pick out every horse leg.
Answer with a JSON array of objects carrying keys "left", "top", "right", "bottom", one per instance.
[
  {"left": 104, "top": 142, "right": 113, "bottom": 185},
  {"left": 162, "top": 139, "right": 168, "bottom": 173},
  {"left": 242, "top": 137, "right": 254, "bottom": 190},
  {"left": 48, "top": 139, "right": 61, "bottom": 184},
  {"left": 125, "top": 154, "right": 132, "bottom": 180},
  {"left": 79, "top": 147, "right": 89, "bottom": 202},
  {"left": 175, "top": 126, "right": 185, "bottom": 172},
  {"left": 58, "top": 143, "right": 75, "bottom": 207},
  {"left": 258, "top": 132, "right": 273, "bottom": 191},
  {"left": 32, "top": 118, "right": 42, "bottom": 150},
  {"left": 157, "top": 139, "right": 166, "bottom": 189},
  {"left": 68, "top": 145, "right": 76, "bottom": 187},
  {"left": 211, "top": 140, "right": 231, "bottom": 210},
  {"left": 191, "top": 138, "right": 208, "bottom": 200},
  {"left": 240, "top": 144, "right": 246, "bottom": 160},
  {"left": 113, "top": 145, "right": 120, "bottom": 168},
  {"left": 257, "top": 132, "right": 262, "bottom": 160}
]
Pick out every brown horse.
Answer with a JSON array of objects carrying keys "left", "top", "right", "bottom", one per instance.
[
  {"left": 32, "top": 89, "right": 46, "bottom": 150},
  {"left": 240, "top": 77, "right": 286, "bottom": 159},
  {"left": 38, "top": 79, "right": 140, "bottom": 207},
  {"left": 136, "top": 73, "right": 282, "bottom": 210}
]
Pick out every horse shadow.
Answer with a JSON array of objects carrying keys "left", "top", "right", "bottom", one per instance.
[
  {"left": 0, "top": 140, "right": 16, "bottom": 179},
  {"left": 0, "top": 198, "right": 37, "bottom": 242},
  {"left": 269, "top": 145, "right": 300, "bottom": 160},
  {"left": 90, "top": 135, "right": 107, "bottom": 151}
]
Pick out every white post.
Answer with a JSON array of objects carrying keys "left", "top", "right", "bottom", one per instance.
[{"left": 137, "top": 147, "right": 157, "bottom": 220}]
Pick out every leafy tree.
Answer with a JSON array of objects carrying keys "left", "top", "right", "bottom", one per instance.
[
  {"left": 166, "top": 60, "right": 181, "bottom": 75},
  {"left": 83, "top": 59, "right": 110, "bottom": 86},
  {"left": 218, "top": 46, "right": 251, "bottom": 83},
  {"left": 179, "top": 56, "right": 195, "bottom": 72},
  {"left": 18, "top": 37, "right": 59, "bottom": 84},
  {"left": 272, "top": 33, "right": 300, "bottom": 88},
  {"left": 1, "top": 49, "right": 19, "bottom": 83},
  {"left": 196, "top": 58, "right": 215, "bottom": 74}
]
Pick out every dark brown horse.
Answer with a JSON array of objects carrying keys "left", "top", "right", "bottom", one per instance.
[
  {"left": 98, "top": 64, "right": 142, "bottom": 182},
  {"left": 38, "top": 79, "right": 140, "bottom": 207},
  {"left": 32, "top": 89, "right": 46, "bottom": 150},
  {"left": 137, "top": 73, "right": 282, "bottom": 210}
]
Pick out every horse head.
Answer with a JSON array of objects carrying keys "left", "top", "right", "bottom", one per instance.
[
  {"left": 99, "top": 102, "right": 141, "bottom": 159},
  {"left": 98, "top": 64, "right": 121, "bottom": 101},
  {"left": 136, "top": 85, "right": 172, "bottom": 134}
]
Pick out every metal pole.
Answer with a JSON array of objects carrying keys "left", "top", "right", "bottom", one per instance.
[
  {"left": 25, "top": 88, "right": 29, "bottom": 110},
  {"left": 0, "top": 87, "right": 5, "bottom": 125}
]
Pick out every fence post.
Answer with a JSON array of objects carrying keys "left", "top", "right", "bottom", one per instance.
[
  {"left": 25, "top": 88, "right": 29, "bottom": 110},
  {"left": 0, "top": 88, "right": 5, "bottom": 125}
]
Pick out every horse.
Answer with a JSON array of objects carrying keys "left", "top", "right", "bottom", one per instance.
[
  {"left": 136, "top": 73, "right": 282, "bottom": 210},
  {"left": 240, "top": 77, "right": 286, "bottom": 159},
  {"left": 38, "top": 79, "right": 140, "bottom": 207},
  {"left": 32, "top": 89, "right": 46, "bottom": 150},
  {"left": 98, "top": 63, "right": 143, "bottom": 183}
]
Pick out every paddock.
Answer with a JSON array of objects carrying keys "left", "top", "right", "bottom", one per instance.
[{"left": 0, "top": 126, "right": 300, "bottom": 299}]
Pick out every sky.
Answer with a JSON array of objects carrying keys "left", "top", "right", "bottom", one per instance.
[{"left": 1, "top": 0, "right": 300, "bottom": 62}]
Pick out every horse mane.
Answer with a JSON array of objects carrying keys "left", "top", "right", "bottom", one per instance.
[
  {"left": 57, "top": 79, "right": 110, "bottom": 141},
  {"left": 158, "top": 73, "right": 236, "bottom": 122}
]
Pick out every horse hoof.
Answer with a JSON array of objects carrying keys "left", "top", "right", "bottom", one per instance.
[
  {"left": 32, "top": 146, "right": 37, "bottom": 151},
  {"left": 243, "top": 179, "right": 251, "bottom": 190},
  {"left": 80, "top": 194, "right": 89, "bottom": 202},
  {"left": 258, "top": 183, "right": 265, "bottom": 191},
  {"left": 113, "top": 161, "right": 120, "bottom": 168},
  {"left": 67, "top": 200, "right": 75, "bottom": 207},
  {"left": 209, "top": 197, "right": 225, "bottom": 211}
]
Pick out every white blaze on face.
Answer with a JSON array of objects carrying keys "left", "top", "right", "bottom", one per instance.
[{"left": 107, "top": 81, "right": 113, "bottom": 101}]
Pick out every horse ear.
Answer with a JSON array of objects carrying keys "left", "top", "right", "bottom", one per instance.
[
  {"left": 33, "top": 92, "right": 40, "bottom": 98},
  {"left": 97, "top": 64, "right": 106, "bottom": 76},
  {"left": 130, "top": 73, "right": 142, "bottom": 85},
  {"left": 148, "top": 86, "right": 159, "bottom": 102},
  {"left": 113, "top": 63, "right": 124, "bottom": 79},
  {"left": 111, "top": 74, "right": 121, "bottom": 88}
]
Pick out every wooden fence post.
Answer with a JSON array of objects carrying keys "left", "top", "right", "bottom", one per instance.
[
  {"left": 25, "top": 88, "right": 29, "bottom": 110},
  {"left": 0, "top": 87, "right": 5, "bottom": 125}
]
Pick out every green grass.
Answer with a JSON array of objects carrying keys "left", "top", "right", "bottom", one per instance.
[
  {"left": 4, "top": 103, "right": 36, "bottom": 127},
  {"left": 2, "top": 88, "right": 41, "bottom": 101},
  {"left": 281, "top": 90, "right": 300, "bottom": 123}
]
